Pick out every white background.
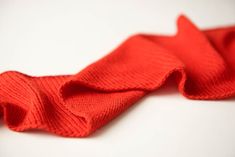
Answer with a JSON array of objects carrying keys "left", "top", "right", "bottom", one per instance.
[{"left": 0, "top": 0, "right": 235, "bottom": 157}]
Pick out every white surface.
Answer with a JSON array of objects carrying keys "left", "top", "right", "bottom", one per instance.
[{"left": 0, "top": 0, "right": 235, "bottom": 157}]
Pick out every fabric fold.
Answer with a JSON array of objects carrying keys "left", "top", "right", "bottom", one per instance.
[{"left": 0, "top": 15, "right": 235, "bottom": 137}]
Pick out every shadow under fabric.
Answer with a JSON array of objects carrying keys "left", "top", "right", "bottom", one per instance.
[{"left": 0, "top": 15, "right": 235, "bottom": 137}]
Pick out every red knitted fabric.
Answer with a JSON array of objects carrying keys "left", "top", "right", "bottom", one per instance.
[{"left": 0, "top": 15, "right": 235, "bottom": 137}]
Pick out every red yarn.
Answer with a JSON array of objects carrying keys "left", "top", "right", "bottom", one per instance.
[{"left": 0, "top": 15, "right": 235, "bottom": 137}]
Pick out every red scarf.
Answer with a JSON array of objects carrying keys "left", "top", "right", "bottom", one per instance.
[{"left": 0, "top": 15, "right": 235, "bottom": 137}]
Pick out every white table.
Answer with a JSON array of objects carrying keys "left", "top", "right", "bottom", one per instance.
[{"left": 1, "top": 0, "right": 235, "bottom": 157}]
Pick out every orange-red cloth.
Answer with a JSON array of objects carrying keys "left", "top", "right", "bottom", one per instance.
[{"left": 0, "top": 16, "right": 235, "bottom": 137}]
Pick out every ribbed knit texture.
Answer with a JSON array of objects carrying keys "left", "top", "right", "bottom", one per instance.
[{"left": 0, "top": 15, "right": 235, "bottom": 137}]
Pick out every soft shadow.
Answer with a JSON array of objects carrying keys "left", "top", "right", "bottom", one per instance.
[
  {"left": 21, "top": 129, "right": 64, "bottom": 138},
  {"left": 90, "top": 78, "right": 179, "bottom": 138},
  {"left": 151, "top": 77, "right": 179, "bottom": 96},
  {"left": 89, "top": 95, "right": 149, "bottom": 138},
  {"left": 0, "top": 118, "right": 4, "bottom": 129}
]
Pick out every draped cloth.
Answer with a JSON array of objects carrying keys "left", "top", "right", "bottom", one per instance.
[{"left": 0, "top": 15, "right": 235, "bottom": 137}]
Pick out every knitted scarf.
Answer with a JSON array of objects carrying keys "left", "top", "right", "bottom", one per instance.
[{"left": 0, "top": 15, "right": 235, "bottom": 137}]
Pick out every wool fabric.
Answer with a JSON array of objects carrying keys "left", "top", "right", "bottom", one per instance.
[{"left": 0, "top": 15, "right": 235, "bottom": 137}]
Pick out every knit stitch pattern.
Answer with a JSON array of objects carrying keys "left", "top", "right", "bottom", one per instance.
[{"left": 0, "top": 15, "right": 235, "bottom": 137}]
